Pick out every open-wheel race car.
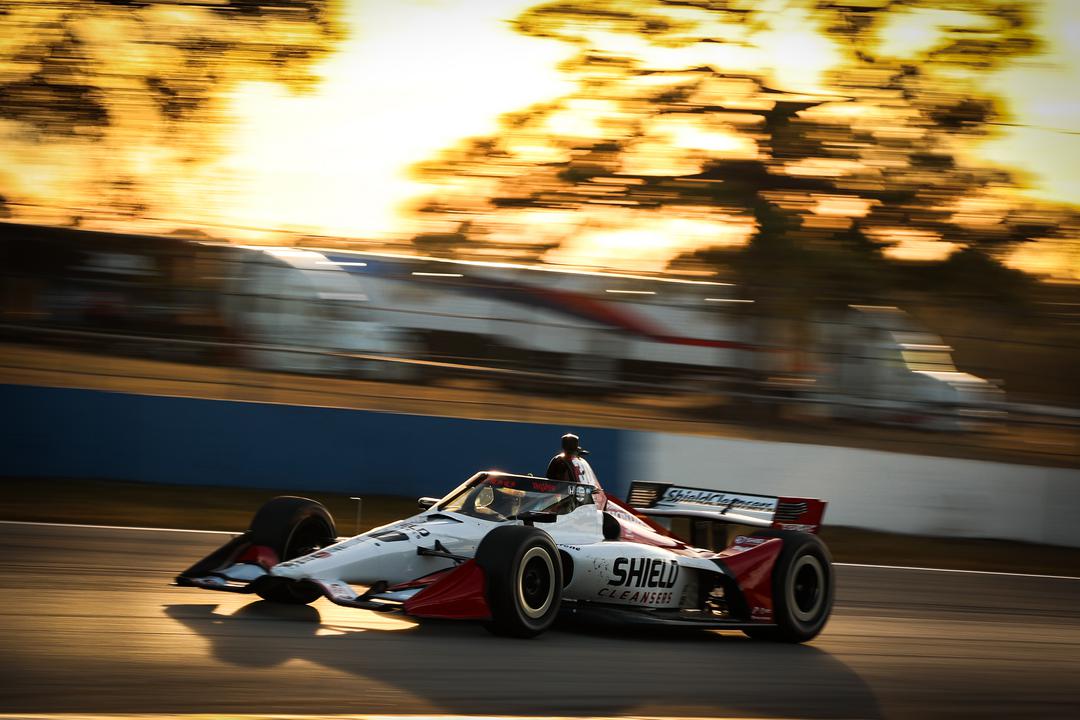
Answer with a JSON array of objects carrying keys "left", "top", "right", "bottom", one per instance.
[{"left": 176, "top": 464, "right": 833, "bottom": 641}]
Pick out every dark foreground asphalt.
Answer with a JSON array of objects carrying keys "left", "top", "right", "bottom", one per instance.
[{"left": 1, "top": 522, "right": 1078, "bottom": 719}]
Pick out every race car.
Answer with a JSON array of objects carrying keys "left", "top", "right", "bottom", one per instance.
[{"left": 176, "top": 466, "right": 833, "bottom": 641}]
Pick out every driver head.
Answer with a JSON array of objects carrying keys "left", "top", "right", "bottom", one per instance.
[{"left": 561, "top": 433, "right": 589, "bottom": 456}]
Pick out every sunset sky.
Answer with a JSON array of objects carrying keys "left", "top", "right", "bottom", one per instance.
[{"left": 0, "top": 0, "right": 1077, "bottom": 277}]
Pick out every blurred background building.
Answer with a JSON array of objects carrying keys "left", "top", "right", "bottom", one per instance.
[{"left": 1, "top": 0, "right": 1077, "bottom": 463}]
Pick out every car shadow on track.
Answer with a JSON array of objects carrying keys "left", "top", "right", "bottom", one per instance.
[{"left": 165, "top": 600, "right": 882, "bottom": 718}]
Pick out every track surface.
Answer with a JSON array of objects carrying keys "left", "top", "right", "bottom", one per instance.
[{"left": 1, "top": 523, "right": 1078, "bottom": 718}]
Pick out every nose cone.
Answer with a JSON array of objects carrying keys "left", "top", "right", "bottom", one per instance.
[
  {"left": 270, "top": 534, "right": 378, "bottom": 579},
  {"left": 271, "top": 549, "right": 339, "bottom": 579}
]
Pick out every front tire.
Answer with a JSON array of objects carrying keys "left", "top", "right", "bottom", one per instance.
[
  {"left": 475, "top": 525, "right": 562, "bottom": 638},
  {"left": 248, "top": 496, "right": 336, "bottom": 605},
  {"left": 743, "top": 530, "right": 833, "bottom": 643}
]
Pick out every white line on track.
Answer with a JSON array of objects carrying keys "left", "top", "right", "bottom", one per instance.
[
  {"left": 3, "top": 519, "right": 1078, "bottom": 581},
  {"left": 0, "top": 519, "right": 237, "bottom": 536},
  {"left": 834, "top": 561, "right": 1080, "bottom": 581}
]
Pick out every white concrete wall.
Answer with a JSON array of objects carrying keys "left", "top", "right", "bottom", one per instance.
[{"left": 624, "top": 432, "right": 1080, "bottom": 548}]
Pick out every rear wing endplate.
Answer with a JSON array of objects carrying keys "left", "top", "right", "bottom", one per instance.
[{"left": 626, "top": 482, "right": 826, "bottom": 533}]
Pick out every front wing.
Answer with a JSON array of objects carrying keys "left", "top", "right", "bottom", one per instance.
[{"left": 174, "top": 532, "right": 493, "bottom": 619}]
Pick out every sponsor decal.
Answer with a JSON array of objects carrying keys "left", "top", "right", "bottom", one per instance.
[
  {"left": 325, "top": 535, "right": 372, "bottom": 553},
  {"left": 312, "top": 551, "right": 332, "bottom": 559},
  {"left": 388, "top": 521, "right": 430, "bottom": 538},
  {"left": 597, "top": 587, "right": 674, "bottom": 605},
  {"left": 558, "top": 544, "right": 582, "bottom": 552},
  {"left": 752, "top": 606, "right": 773, "bottom": 621},
  {"left": 659, "top": 488, "right": 777, "bottom": 514},
  {"left": 487, "top": 476, "right": 519, "bottom": 488},
  {"left": 607, "top": 507, "right": 648, "bottom": 527},
  {"left": 530, "top": 480, "right": 557, "bottom": 493},
  {"left": 608, "top": 557, "right": 679, "bottom": 589},
  {"left": 777, "top": 523, "right": 817, "bottom": 532},
  {"left": 726, "top": 535, "right": 772, "bottom": 554}
]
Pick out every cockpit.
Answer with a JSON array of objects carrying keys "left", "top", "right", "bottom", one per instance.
[{"left": 437, "top": 472, "right": 596, "bottom": 522}]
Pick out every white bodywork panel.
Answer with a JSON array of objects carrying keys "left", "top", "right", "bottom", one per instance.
[
  {"left": 269, "top": 499, "right": 718, "bottom": 611},
  {"left": 560, "top": 541, "right": 714, "bottom": 609}
]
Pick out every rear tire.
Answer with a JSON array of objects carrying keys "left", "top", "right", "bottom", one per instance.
[
  {"left": 248, "top": 496, "right": 336, "bottom": 605},
  {"left": 743, "top": 530, "right": 833, "bottom": 643},
  {"left": 476, "top": 525, "right": 562, "bottom": 638}
]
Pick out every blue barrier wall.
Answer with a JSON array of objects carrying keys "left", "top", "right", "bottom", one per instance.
[{"left": 0, "top": 384, "right": 627, "bottom": 498}]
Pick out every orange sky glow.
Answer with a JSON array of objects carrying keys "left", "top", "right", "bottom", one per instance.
[{"left": 0, "top": 0, "right": 1077, "bottom": 278}]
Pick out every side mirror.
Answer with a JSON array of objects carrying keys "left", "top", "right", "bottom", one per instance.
[{"left": 418, "top": 496, "right": 439, "bottom": 510}]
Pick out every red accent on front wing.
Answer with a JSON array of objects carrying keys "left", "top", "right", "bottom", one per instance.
[
  {"left": 402, "top": 560, "right": 491, "bottom": 620},
  {"left": 387, "top": 566, "right": 456, "bottom": 592},
  {"left": 718, "top": 538, "right": 783, "bottom": 622},
  {"left": 236, "top": 544, "right": 280, "bottom": 570}
]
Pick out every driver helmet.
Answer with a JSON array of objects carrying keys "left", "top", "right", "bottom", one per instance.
[{"left": 561, "top": 433, "right": 589, "bottom": 456}]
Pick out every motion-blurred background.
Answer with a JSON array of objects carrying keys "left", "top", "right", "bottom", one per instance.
[
  {"left": 1, "top": 0, "right": 1077, "bottom": 467},
  {"left": 5, "top": 7, "right": 1080, "bottom": 716}
]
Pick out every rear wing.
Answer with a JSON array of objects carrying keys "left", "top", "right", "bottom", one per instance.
[{"left": 626, "top": 482, "right": 826, "bottom": 534}]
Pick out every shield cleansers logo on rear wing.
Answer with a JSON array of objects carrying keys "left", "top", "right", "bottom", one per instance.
[{"left": 627, "top": 482, "right": 826, "bottom": 533}]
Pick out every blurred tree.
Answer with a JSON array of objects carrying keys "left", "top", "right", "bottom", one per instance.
[
  {"left": 0, "top": 1, "right": 339, "bottom": 137},
  {"left": 412, "top": 0, "right": 1072, "bottom": 308},
  {"left": 0, "top": 0, "right": 342, "bottom": 227}
]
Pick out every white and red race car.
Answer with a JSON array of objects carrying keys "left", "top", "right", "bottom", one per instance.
[{"left": 176, "top": 461, "right": 832, "bottom": 641}]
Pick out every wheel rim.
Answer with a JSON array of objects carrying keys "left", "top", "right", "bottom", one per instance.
[
  {"left": 517, "top": 546, "right": 555, "bottom": 619},
  {"left": 789, "top": 555, "right": 825, "bottom": 622}
]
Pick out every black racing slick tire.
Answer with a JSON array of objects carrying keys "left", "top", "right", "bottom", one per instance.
[
  {"left": 743, "top": 530, "right": 833, "bottom": 643},
  {"left": 248, "top": 496, "right": 336, "bottom": 605},
  {"left": 475, "top": 525, "right": 562, "bottom": 638}
]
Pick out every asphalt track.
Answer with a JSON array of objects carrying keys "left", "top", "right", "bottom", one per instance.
[{"left": 1, "top": 523, "right": 1078, "bottom": 719}]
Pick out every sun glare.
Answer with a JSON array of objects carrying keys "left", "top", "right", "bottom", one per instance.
[
  {"left": 873, "top": 228, "right": 959, "bottom": 262},
  {"left": 875, "top": 8, "right": 997, "bottom": 59},
  {"left": 219, "top": 0, "right": 574, "bottom": 240},
  {"left": 543, "top": 209, "right": 754, "bottom": 272},
  {"left": 977, "top": 0, "right": 1080, "bottom": 208}
]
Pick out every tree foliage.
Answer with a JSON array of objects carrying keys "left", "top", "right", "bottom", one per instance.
[
  {"left": 0, "top": 0, "right": 339, "bottom": 137},
  {"left": 413, "top": 0, "right": 1073, "bottom": 305}
]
